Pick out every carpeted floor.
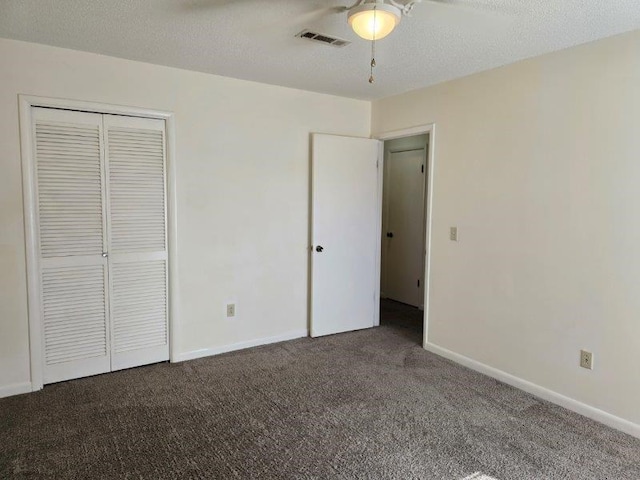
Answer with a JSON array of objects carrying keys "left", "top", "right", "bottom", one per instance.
[{"left": 2, "top": 302, "right": 639, "bottom": 479}]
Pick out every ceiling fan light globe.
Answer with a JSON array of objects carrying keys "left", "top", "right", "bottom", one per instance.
[{"left": 348, "top": 3, "right": 401, "bottom": 41}]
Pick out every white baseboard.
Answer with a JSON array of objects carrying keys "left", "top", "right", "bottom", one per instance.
[
  {"left": 176, "top": 329, "right": 308, "bottom": 363},
  {"left": 0, "top": 381, "right": 32, "bottom": 399},
  {"left": 424, "top": 342, "right": 640, "bottom": 440}
]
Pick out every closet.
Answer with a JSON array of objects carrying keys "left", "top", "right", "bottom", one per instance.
[{"left": 32, "top": 107, "right": 169, "bottom": 384}]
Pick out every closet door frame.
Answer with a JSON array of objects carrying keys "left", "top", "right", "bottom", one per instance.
[{"left": 19, "top": 95, "right": 179, "bottom": 392}]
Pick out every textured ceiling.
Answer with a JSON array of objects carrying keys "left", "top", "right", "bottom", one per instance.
[{"left": 1, "top": 0, "right": 639, "bottom": 100}]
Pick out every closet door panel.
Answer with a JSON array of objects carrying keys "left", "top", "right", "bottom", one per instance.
[
  {"left": 42, "top": 263, "right": 109, "bottom": 382},
  {"left": 108, "top": 124, "right": 166, "bottom": 254},
  {"left": 110, "top": 258, "right": 168, "bottom": 369},
  {"left": 33, "top": 108, "right": 111, "bottom": 384},
  {"left": 104, "top": 115, "right": 169, "bottom": 371}
]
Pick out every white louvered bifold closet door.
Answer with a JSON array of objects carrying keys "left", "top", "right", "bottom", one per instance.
[
  {"left": 104, "top": 115, "right": 169, "bottom": 371},
  {"left": 33, "top": 108, "right": 111, "bottom": 384}
]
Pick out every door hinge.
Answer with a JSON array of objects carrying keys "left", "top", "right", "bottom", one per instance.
[
  {"left": 421, "top": 165, "right": 424, "bottom": 173},
  {"left": 417, "top": 279, "right": 420, "bottom": 287}
]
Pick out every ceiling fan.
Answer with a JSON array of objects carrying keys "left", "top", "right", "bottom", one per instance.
[{"left": 181, "top": 0, "right": 504, "bottom": 84}]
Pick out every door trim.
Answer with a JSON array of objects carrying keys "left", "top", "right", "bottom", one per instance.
[
  {"left": 19, "top": 95, "right": 180, "bottom": 392},
  {"left": 375, "top": 124, "right": 436, "bottom": 348}
]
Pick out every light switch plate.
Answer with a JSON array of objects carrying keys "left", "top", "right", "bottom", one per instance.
[
  {"left": 226, "top": 304, "right": 236, "bottom": 318},
  {"left": 580, "top": 350, "right": 593, "bottom": 370},
  {"left": 450, "top": 227, "right": 458, "bottom": 242}
]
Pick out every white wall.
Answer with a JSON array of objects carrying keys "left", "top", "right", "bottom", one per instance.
[
  {"left": 372, "top": 30, "right": 640, "bottom": 427},
  {"left": 0, "top": 38, "right": 370, "bottom": 394}
]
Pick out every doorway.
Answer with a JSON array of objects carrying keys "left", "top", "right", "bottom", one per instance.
[{"left": 380, "top": 133, "right": 429, "bottom": 343}]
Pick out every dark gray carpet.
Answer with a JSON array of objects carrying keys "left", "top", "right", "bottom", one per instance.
[{"left": 2, "top": 302, "right": 639, "bottom": 479}]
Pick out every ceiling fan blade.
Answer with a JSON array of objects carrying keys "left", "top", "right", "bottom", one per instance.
[
  {"left": 295, "top": 5, "right": 347, "bottom": 26},
  {"left": 178, "top": 1, "right": 345, "bottom": 24},
  {"left": 177, "top": 0, "right": 251, "bottom": 12},
  {"left": 424, "top": 0, "right": 516, "bottom": 14}
]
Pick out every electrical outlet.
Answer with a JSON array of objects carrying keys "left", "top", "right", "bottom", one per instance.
[
  {"left": 450, "top": 227, "right": 458, "bottom": 242},
  {"left": 226, "top": 304, "right": 236, "bottom": 318},
  {"left": 580, "top": 350, "right": 594, "bottom": 370}
]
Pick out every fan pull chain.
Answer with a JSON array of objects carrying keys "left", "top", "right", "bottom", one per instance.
[
  {"left": 369, "top": 5, "right": 377, "bottom": 84},
  {"left": 369, "top": 39, "right": 376, "bottom": 83}
]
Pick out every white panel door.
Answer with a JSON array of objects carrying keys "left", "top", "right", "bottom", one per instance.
[
  {"left": 383, "top": 149, "right": 426, "bottom": 307},
  {"left": 310, "top": 134, "right": 381, "bottom": 337},
  {"left": 33, "top": 108, "right": 111, "bottom": 384},
  {"left": 104, "top": 114, "right": 169, "bottom": 371}
]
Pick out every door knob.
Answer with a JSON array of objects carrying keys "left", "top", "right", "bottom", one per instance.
[
  {"left": 386, "top": 232, "right": 394, "bottom": 238},
  {"left": 102, "top": 252, "right": 108, "bottom": 258},
  {"left": 315, "top": 246, "right": 324, "bottom": 253}
]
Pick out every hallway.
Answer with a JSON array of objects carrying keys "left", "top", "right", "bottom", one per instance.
[{"left": 380, "top": 298, "right": 423, "bottom": 344}]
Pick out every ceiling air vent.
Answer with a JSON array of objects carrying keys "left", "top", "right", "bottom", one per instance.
[{"left": 296, "top": 30, "right": 351, "bottom": 48}]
